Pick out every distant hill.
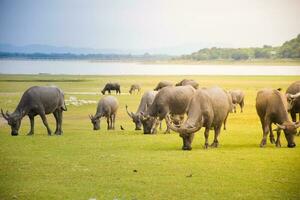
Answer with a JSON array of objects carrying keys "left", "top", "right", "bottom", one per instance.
[
  {"left": 279, "top": 34, "right": 300, "bottom": 58},
  {"left": 177, "top": 34, "right": 300, "bottom": 61},
  {"left": 0, "top": 42, "right": 224, "bottom": 56},
  {"left": 0, "top": 44, "right": 129, "bottom": 55}
]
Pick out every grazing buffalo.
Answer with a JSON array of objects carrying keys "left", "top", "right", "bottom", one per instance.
[
  {"left": 89, "top": 96, "right": 119, "bottom": 130},
  {"left": 129, "top": 84, "right": 141, "bottom": 94},
  {"left": 153, "top": 81, "right": 173, "bottom": 91},
  {"left": 286, "top": 81, "right": 300, "bottom": 124},
  {"left": 126, "top": 91, "right": 158, "bottom": 131},
  {"left": 175, "top": 79, "right": 199, "bottom": 89},
  {"left": 256, "top": 89, "right": 300, "bottom": 148},
  {"left": 229, "top": 90, "right": 245, "bottom": 113},
  {"left": 142, "top": 85, "right": 195, "bottom": 134},
  {"left": 166, "top": 87, "right": 231, "bottom": 150},
  {"left": 101, "top": 83, "right": 121, "bottom": 95},
  {"left": 1, "top": 86, "right": 67, "bottom": 136}
]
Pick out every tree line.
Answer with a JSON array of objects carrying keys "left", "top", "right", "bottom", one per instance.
[{"left": 179, "top": 34, "right": 300, "bottom": 61}]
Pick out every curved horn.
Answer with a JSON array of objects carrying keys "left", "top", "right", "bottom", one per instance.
[
  {"left": 290, "top": 92, "right": 300, "bottom": 99},
  {"left": 1, "top": 109, "right": 9, "bottom": 120},
  {"left": 125, "top": 105, "right": 133, "bottom": 118},
  {"left": 275, "top": 123, "right": 286, "bottom": 130},
  {"left": 294, "top": 122, "right": 300, "bottom": 129},
  {"left": 165, "top": 115, "right": 201, "bottom": 134},
  {"left": 89, "top": 114, "right": 93, "bottom": 120}
]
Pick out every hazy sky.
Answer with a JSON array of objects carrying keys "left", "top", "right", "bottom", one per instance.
[{"left": 1, "top": 0, "right": 300, "bottom": 52}]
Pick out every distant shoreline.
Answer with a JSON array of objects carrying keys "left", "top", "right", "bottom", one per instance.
[{"left": 1, "top": 58, "right": 300, "bottom": 66}]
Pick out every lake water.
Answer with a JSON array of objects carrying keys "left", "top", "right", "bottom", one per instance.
[{"left": 0, "top": 59, "right": 300, "bottom": 75}]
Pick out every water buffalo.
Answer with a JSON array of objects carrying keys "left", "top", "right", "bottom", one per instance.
[
  {"left": 1, "top": 86, "right": 67, "bottom": 136},
  {"left": 129, "top": 84, "right": 141, "bottom": 94},
  {"left": 229, "top": 90, "right": 245, "bottom": 113},
  {"left": 89, "top": 96, "right": 119, "bottom": 130},
  {"left": 286, "top": 81, "right": 300, "bottom": 125},
  {"left": 153, "top": 81, "right": 173, "bottom": 91},
  {"left": 175, "top": 79, "right": 199, "bottom": 89},
  {"left": 126, "top": 91, "right": 158, "bottom": 131},
  {"left": 142, "top": 85, "right": 196, "bottom": 134},
  {"left": 256, "top": 89, "right": 300, "bottom": 148},
  {"left": 166, "top": 87, "right": 231, "bottom": 150},
  {"left": 101, "top": 83, "right": 121, "bottom": 95}
]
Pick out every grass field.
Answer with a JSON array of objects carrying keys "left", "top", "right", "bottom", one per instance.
[{"left": 0, "top": 75, "right": 300, "bottom": 200}]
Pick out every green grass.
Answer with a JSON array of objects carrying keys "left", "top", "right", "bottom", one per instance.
[{"left": 0, "top": 75, "right": 300, "bottom": 200}]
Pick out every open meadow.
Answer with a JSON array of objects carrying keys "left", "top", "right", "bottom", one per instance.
[{"left": 0, "top": 75, "right": 300, "bottom": 200}]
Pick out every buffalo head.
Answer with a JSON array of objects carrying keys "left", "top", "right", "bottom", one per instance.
[
  {"left": 275, "top": 122, "right": 300, "bottom": 148},
  {"left": 165, "top": 115, "right": 201, "bottom": 150},
  {"left": 1, "top": 109, "right": 22, "bottom": 136},
  {"left": 140, "top": 113, "right": 159, "bottom": 134},
  {"left": 286, "top": 92, "right": 300, "bottom": 111},
  {"left": 89, "top": 114, "right": 100, "bottom": 130},
  {"left": 125, "top": 105, "right": 142, "bottom": 130}
]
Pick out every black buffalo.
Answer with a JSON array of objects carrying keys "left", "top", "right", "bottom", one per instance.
[
  {"left": 1, "top": 86, "right": 67, "bottom": 136},
  {"left": 101, "top": 83, "right": 121, "bottom": 95}
]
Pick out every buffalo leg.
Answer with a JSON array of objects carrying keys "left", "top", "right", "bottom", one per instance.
[
  {"left": 106, "top": 116, "right": 110, "bottom": 130},
  {"left": 223, "top": 113, "right": 229, "bottom": 130},
  {"left": 269, "top": 124, "right": 275, "bottom": 144},
  {"left": 204, "top": 127, "right": 210, "bottom": 149},
  {"left": 291, "top": 112, "right": 296, "bottom": 122},
  {"left": 40, "top": 112, "right": 52, "bottom": 135},
  {"left": 211, "top": 126, "right": 221, "bottom": 148},
  {"left": 53, "top": 110, "right": 63, "bottom": 135},
  {"left": 164, "top": 119, "right": 170, "bottom": 133},
  {"left": 110, "top": 115, "right": 114, "bottom": 129},
  {"left": 298, "top": 113, "right": 300, "bottom": 136},
  {"left": 112, "top": 114, "right": 116, "bottom": 129},
  {"left": 260, "top": 119, "right": 270, "bottom": 147},
  {"left": 275, "top": 130, "right": 281, "bottom": 147},
  {"left": 27, "top": 115, "right": 35, "bottom": 135},
  {"left": 240, "top": 100, "right": 244, "bottom": 113}
]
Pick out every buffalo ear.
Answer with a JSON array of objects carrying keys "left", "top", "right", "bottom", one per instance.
[
  {"left": 89, "top": 114, "right": 93, "bottom": 120},
  {"left": 275, "top": 123, "right": 286, "bottom": 130}
]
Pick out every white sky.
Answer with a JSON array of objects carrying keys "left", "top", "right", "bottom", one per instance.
[{"left": 0, "top": 0, "right": 300, "bottom": 52}]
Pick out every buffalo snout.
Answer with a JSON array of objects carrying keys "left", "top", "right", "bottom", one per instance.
[
  {"left": 11, "top": 131, "right": 18, "bottom": 136},
  {"left": 287, "top": 143, "right": 296, "bottom": 148}
]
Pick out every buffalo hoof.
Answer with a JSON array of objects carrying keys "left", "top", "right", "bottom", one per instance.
[
  {"left": 287, "top": 143, "right": 296, "bottom": 148},
  {"left": 210, "top": 142, "right": 219, "bottom": 148},
  {"left": 260, "top": 140, "right": 266, "bottom": 148},
  {"left": 182, "top": 146, "right": 192, "bottom": 151},
  {"left": 269, "top": 137, "right": 275, "bottom": 144},
  {"left": 55, "top": 131, "right": 63, "bottom": 135},
  {"left": 204, "top": 143, "right": 209, "bottom": 149},
  {"left": 27, "top": 132, "right": 34, "bottom": 136},
  {"left": 275, "top": 142, "right": 281, "bottom": 148}
]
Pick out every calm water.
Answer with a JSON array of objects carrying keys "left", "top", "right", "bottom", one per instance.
[{"left": 0, "top": 59, "right": 300, "bottom": 75}]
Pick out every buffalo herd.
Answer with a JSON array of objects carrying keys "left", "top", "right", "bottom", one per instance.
[{"left": 1, "top": 80, "right": 300, "bottom": 150}]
